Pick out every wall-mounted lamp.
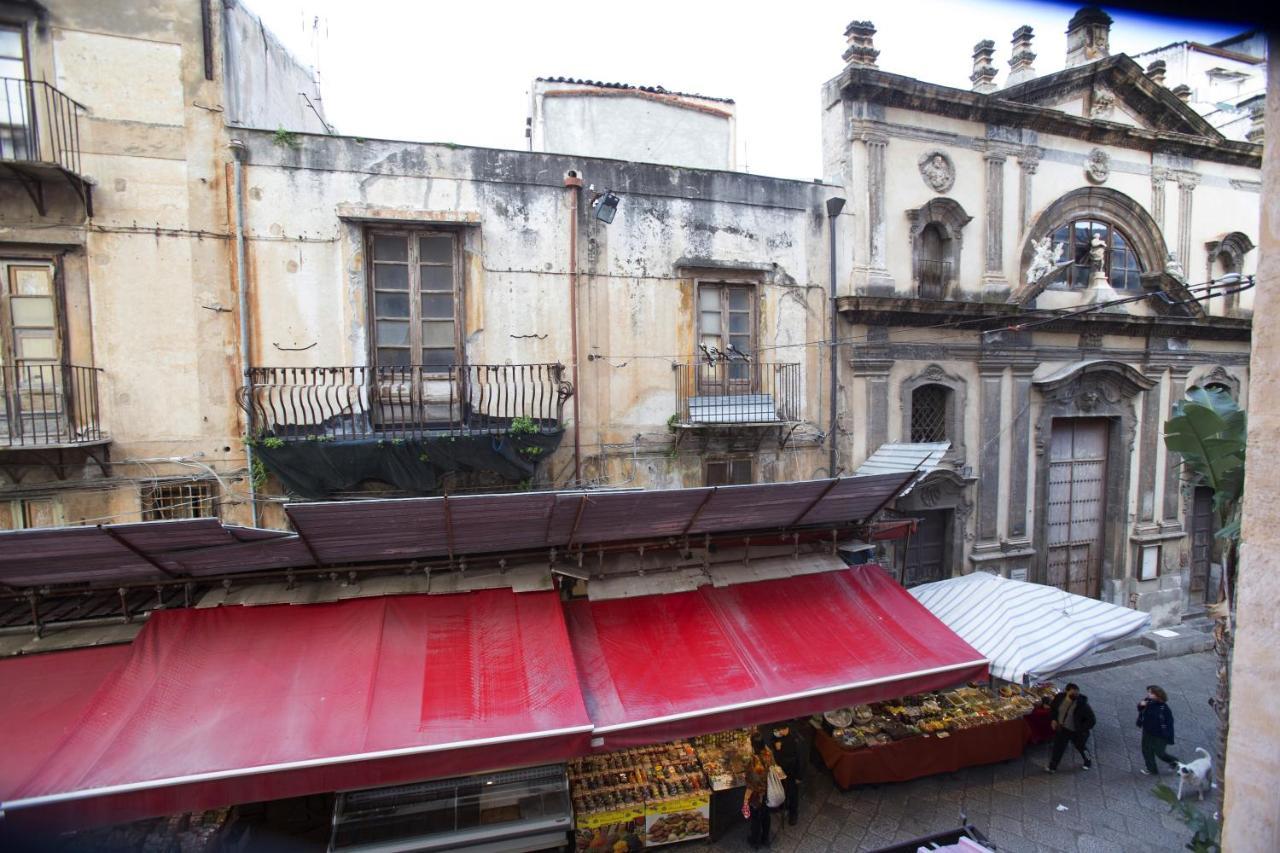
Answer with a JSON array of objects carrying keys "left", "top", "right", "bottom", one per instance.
[{"left": 593, "top": 190, "right": 620, "bottom": 224}]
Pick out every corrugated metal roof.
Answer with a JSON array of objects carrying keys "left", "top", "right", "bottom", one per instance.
[
  {"left": 0, "top": 475, "right": 913, "bottom": 591},
  {"left": 852, "top": 442, "right": 949, "bottom": 495},
  {"left": 536, "top": 76, "right": 735, "bottom": 104}
]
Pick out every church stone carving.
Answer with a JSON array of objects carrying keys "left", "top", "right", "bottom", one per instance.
[
  {"left": 1085, "top": 148, "right": 1110, "bottom": 184},
  {"left": 918, "top": 150, "right": 956, "bottom": 193}
]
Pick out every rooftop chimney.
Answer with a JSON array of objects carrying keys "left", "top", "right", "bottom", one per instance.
[
  {"left": 1172, "top": 84, "right": 1191, "bottom": 103},
  {"left": 1007, "top": 26, "right": 1037, "bottom": 86},
  {"left": 843, "top": 21, "right": 879, "bottom": 68},
  {"left": 1065, "top": 6, "right": 1112, "bottom": 68},
  {"left": 971, "top": 40, "right": 998, "bottom": 93},
  {"left": 1146, "top": 59, "right": 1167, "bottom": 86}
]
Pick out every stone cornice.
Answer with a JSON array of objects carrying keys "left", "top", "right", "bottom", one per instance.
[{"left": 831, "top": 60, "right": 1261, "bottom": 169}]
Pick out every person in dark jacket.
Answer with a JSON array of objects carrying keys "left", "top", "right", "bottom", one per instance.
[
  {"left": 743, "top": 732, "right": 774, "bottom": 849},
  {"left": 1137, "top": 684, "right": 1180, "bottom": 775},
  {"left": 764, "top": 722, "right": 803, "bottom": 826},
  {"left": 1045, "top": 683, "right": 1096, "bottom": 772}
]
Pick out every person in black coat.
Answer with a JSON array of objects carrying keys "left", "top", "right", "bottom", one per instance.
[
  {"left": 1137, "top": 684, "right": 1181, "bottom": 775},
  {"left": 1046, "top": 683, "right": 1096, "bottom": 772},
  {"left": 763, "top": 722, "right": 804, "bottom": 826}
]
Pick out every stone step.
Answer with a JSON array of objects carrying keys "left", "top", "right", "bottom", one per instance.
[
  {"left": 1057, "top": 644, "right": 1157, "bottom": 676},
  {"left": 1140, "top": 626, "right": 1216, "bottom": 658}
]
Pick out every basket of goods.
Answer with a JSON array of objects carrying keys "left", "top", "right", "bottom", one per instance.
[
  {"left": 825, "top": 708, "right": 855, "bottom": 728},
  {"left": 853, "top": 704, "right": 875, "bottom": 724}
]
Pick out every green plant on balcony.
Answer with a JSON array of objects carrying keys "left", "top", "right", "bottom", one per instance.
[
  {"left": 509, "top": 416, "right": 538, "bottom": 436},
  {"left": 262, "top": 436, "right": 285, "bottom": 449}
]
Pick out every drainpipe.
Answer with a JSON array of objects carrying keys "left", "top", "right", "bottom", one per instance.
[
  {"left": 230, "top": 138, "right": 259, "bottom": 526},
  {"left": 564, "top": 171, "right": 583, "bottom": 486},
  {"left": 826, "top": 196, "right": 847, "bottom": 477}
]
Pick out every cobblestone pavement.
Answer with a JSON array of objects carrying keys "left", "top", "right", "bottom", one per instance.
[{"left": 698, "top": 651, "right": 1218, "bottom": 853}]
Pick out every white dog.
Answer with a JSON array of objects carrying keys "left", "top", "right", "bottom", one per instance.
[{"left": 1175, "top": 748, "right": 1215, "bottom": 801}]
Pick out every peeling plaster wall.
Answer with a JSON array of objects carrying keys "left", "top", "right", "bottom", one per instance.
[{"left": 237, "top": 130, "right": 835, "bottom": 491}]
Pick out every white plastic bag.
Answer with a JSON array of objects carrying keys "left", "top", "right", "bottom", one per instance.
[{"left": 765, "top": 764, "right": 786, "bottom": 808}]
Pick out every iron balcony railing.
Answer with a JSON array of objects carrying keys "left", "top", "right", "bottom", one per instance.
[
  {"left": 0, "top": 77, "right": 85, "bottom": 175},
  {"left": 243, "top": 363, "right": 573, "bottom": 440},
  {"left": 674, "top": 359, "right": 801, "bottom": 426},
  {"left": 1, "top": 363, "right": 106, "bottom": 448},
  {"left": 916, "top": 258, "right": 952, "bottom": 299}
]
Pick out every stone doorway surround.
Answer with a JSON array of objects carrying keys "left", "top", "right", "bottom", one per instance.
[{"left": 1031, "top": 360, "right": 1155, "bottom": 604}]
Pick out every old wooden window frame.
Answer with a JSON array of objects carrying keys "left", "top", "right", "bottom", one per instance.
[
  {"left": 704, "top": 455, "right": 754, "bottom": 486},
  {"left": 695, "top": 280, "right": 757, "bottom": 395},
  {"left": 366, "top": 228, "right": 462, "bottom": 372}
]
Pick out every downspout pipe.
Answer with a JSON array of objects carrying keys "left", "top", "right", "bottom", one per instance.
[
  {"left": 826, "top": 196, "right": 847, "bottom": 478},
  {"left": 564, "top": 172, "right": 584, "bottom": 486},
  {"left": 230, "top": 138, "right": 259, "bottom": 526}
]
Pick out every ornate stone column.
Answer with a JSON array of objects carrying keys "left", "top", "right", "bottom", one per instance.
[
  {"left": 1163, "top": 366, "right": 1192, "bottom": 525},
  {"left": 1006, "top": 363, "right": 1036, "bottom": 539},
  {"left": 1137, "top": 365, "right": 1166, "bottom": 524},
  {"left": 861, "top": 133, "right": 893, "bottom": 292},
  {"left": 1017, "top": 148, "right": 1040, "bottom": 232},
  {"left": 1150, "top": 166, "right": 1168, "bottom": 232},
  {"left": 853, "top": 357, "right": 894, "bottom": 455},
  {"left": 976, "top": 363, "right": 1006, "bottom": 542},
  {"left": 983, "top": 152, "right": 1008, "bottom": 295},
  {"left": 1176, "top": 172, "right": 1199, "bottom": 271}
]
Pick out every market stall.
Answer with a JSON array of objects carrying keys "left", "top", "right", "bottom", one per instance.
[
  {"left": 812, "top": 683, "right": 1057, "bottom": 788},
  {"left": 567, "top": 730, "right": 763, "bottom": 849}
]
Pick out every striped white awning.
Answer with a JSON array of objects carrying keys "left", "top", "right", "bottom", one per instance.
[{"left": 909, "top": 572, "right": 1151, "bottom": 683}]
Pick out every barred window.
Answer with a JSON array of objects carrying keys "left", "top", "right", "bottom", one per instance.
[
  {"left": 141, "top": 480, "right": 218, "bottom": 521},
  {"left": 910, "top": 384, "right": 949, "bottom": 444}
]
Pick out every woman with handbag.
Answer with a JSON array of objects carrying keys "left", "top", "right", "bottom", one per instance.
[{"left": 742, "top": 733, "right": 777, "bottom": 849}]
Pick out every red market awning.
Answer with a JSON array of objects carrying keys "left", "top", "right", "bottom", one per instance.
[
  {"left": 2, "top": 589, "right": 592, "bottom": 832},
  {"left": 0, "top": 645, "right": 133, "bottom": 799},
  {"left": 565, "top": 565, "right": 989, "bottom": 748}
]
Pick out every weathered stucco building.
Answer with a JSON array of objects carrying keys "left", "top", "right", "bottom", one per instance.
[
  {"left": 824, "top": 9, "right": 1259, "bottom": 624},
  {"left": 0, "top": 3, "right": 1262, "bottom": 630}
]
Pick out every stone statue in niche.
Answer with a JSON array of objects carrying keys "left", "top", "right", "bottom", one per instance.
[
  {"left": 1085, "top": 148, "right": 1110, "bottom": 183},
  {"left": 1165, "top": 253, "right": 1186, "bottom": 281},
  {"left": 918, "top": 150, "right": 956, "bottom": 193},
  {"left": 1026, "top": 236, "right": 1065, "bottom": 284}
]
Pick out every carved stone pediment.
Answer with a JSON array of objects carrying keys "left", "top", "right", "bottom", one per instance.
[{"left": 1034, "top": 360, "right": 1156, "bottom": 409}]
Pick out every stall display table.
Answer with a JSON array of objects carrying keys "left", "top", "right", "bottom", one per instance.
[
  {"left": 814, "top": 718, "right": 1031, "bottom": 789},
  {"left": 1024, "top": 706, "right": 1054, "bottom": 745}
]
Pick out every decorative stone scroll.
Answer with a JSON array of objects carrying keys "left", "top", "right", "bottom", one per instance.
[{"left": 1085, "top": 148, "right": 1110, "bottom": 184}]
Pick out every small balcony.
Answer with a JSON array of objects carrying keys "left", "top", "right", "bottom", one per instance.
[
  {"left": 1, "top": 363, "right": 107, "bottom": 449},
  {"left": 243, "top": 363, "right": 572, "bottom": 441},
  {"left": 673, "top": 359, "right": 801, "bottom": 427},
  {"left": 0, "top": 78, "right": 92, "bottom": 216}
]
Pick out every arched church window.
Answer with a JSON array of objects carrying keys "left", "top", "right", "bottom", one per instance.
[{"left": 1049, "top": 220, "right": 1144, "bottom": 289}]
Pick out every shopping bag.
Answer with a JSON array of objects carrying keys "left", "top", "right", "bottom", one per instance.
[{"left": 765, "top": 764, "right": 786, "bottom": 808}]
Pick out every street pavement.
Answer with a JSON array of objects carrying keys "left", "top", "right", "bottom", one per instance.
[{"left": 702, "top": 650, "right": 1219, "bottom": 852}]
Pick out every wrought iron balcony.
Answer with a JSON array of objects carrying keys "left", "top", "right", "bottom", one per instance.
[
  {"left": 243, "top": 363, "right": 573, "bottom": 441},
  {"left": 0, "top": 77, "right": 92, "bottom": 215},
  {"left": 673, "top": 359, "right": 801, "bottom": 427},
  {"left": 1, "top": 363, "right": 107, "bottom": 448}
]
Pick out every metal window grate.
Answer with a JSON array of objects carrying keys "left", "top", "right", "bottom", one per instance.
[
  {"left": 910, "top": 384, "right": 949, "bottom": 444},
  {"left": 141, "top": 480, "right": 217, "bottom": 521}
]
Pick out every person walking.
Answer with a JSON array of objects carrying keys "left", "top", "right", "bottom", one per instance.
[
  {"left": 765, "top": 722, "right": 803, "bottom": 826},
  {"left": 1045, "top": 682, "right": 1096, "bottom": 772},
  {"left": 1137, "top": 684, "right": 1180, "bottom": 775},
  {"left": 743, "top": 732, "right": 775, "bottom": 849}
]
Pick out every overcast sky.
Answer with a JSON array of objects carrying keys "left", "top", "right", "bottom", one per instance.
[{"left": 242, "top": 0, "right": 1244, "bottom": 181}]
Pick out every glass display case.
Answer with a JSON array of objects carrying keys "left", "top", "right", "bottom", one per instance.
[{"left": 330, "top": 764, "right": 571, "bottom": 853}]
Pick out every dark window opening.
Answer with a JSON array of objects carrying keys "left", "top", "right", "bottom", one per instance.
[
  {"left": 142, "top": 480, "right": 218, "bottom": 521},
  {"left": 917, "top": 223, "right": 949, "bottom": 299},
  {"left": 705, "top": 457, "right": 753, "bottom": 486},
  {"left": 1049, "top": 220, "right": 1143, "bottom": 290},
  {"left": 910, "top": 384, "right": 949, "bottom": 444}
]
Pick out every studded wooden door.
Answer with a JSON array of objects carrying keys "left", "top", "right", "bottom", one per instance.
[
  {"left": 1046, "top": 418, "right": 1108, "bottom": 598},
  {"left": 903, "top": 509, "right": 949, "bottom": 588},
  {"left": 1189, "top": 486, "right": 1214, "bottom": 602}
]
